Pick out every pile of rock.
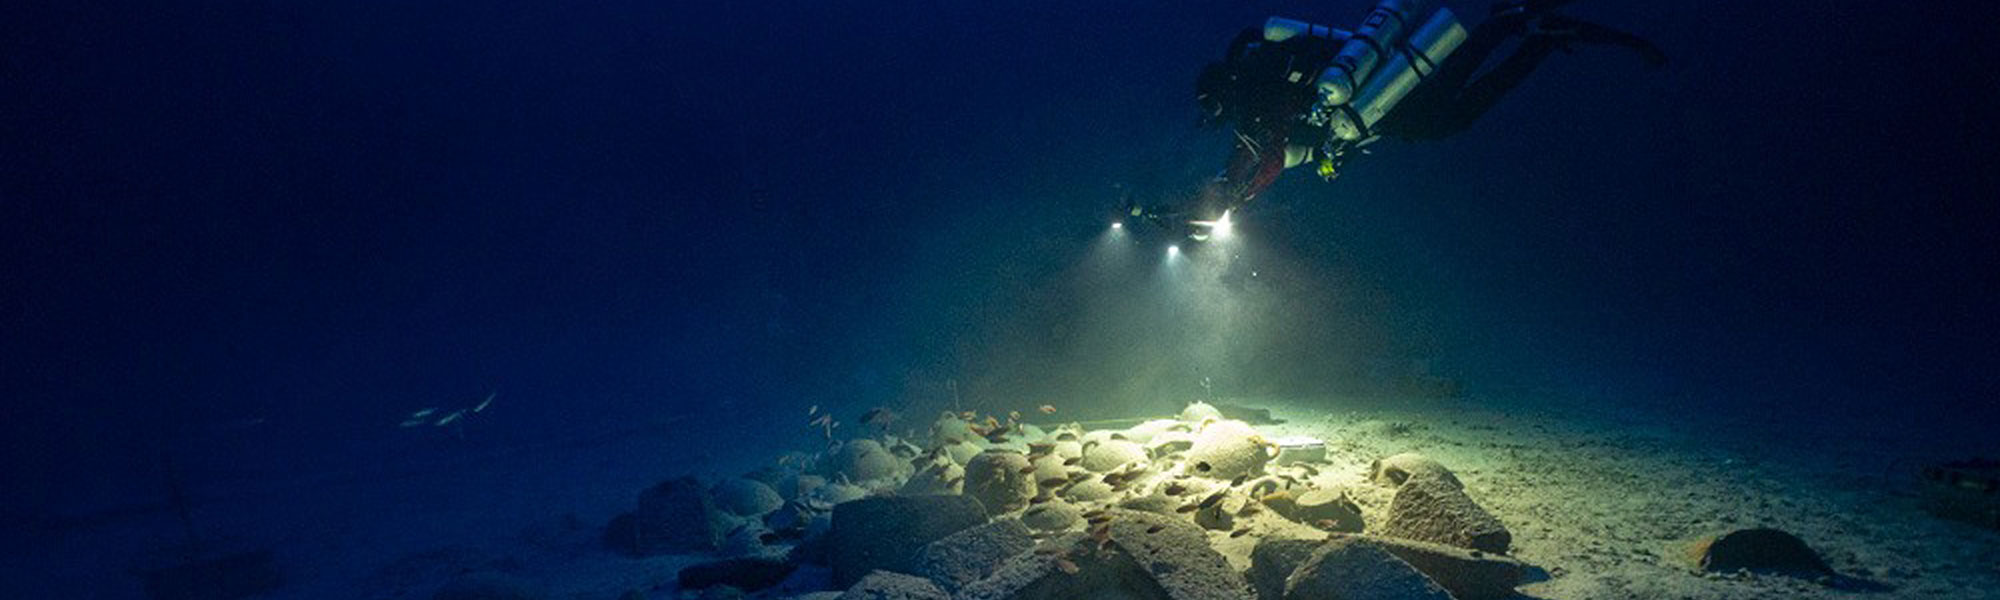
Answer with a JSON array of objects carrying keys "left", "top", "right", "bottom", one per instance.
[{"left": 611, "top": 405, "right": 1537, "bottom": 600}]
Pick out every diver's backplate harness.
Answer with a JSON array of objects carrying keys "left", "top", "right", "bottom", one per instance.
[{"left": 1259, "top": 0, "right": 1468, "bottom": 180}]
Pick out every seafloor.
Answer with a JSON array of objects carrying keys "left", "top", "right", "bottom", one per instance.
[{"left": 21, "top": 393, "right": 2000, "bottom": 599}]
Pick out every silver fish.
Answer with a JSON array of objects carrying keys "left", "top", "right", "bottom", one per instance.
[
  {"left": 409, "top": 407, "right": 439, "bottom": 419},
  {"left": 434, "top": 410, "right": 466, "bottom": 426},
  {"left": 472, "top": 393, "right": 495, "bottom": 413}
]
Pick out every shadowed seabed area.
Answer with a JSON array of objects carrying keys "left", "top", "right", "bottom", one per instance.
[{"left": 3, "top": 1, "right": 1998, "bottom": 599}]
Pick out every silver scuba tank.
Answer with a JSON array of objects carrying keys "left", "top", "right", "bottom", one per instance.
[
  {"left": 1337, "top": 7, "right": 1469, "bottom": 140},
  {"left": 1313, "top": 0, "right": 1436, "bottom": 106},
  {"left": 1262, "top": 17, "right": 1351, "bottom": 43}
]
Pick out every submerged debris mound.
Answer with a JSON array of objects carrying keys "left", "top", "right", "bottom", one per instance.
[
  {"left": 1685, "top": 527, "right": 1833, "bottom": 577},
  {"left": 830, "top": 495, "right": 989, "bottom": 586},
  {"left": 1284, "top": 536, "right": 1452, "bottom": 600},
  {"left": 623, "top": 402, "right": 1550, "bottom": 599}
]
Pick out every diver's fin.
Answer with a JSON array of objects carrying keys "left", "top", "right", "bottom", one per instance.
[{"left": 1531, "top": 14, "right": 1668, "bottom": 68}]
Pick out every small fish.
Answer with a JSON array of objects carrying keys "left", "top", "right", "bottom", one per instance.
[
  {"left": 1230, "top": 474, "right": 1249, "bottom": 487},
  {"left": 960, "top": 411, "right": 977, "bottom": 421},
  {"left": 1054, "top": 557, "right": 1081, "bottom": 575},
  {"left": 1313, "top": 519, "right": 1337, "bottom": 530},
  {"left": 1039, "top": 477, "right": 1068, "bottom": 488},
  {"left": 1063, "top": 457, "right": 1082, "bottom": 466},
  {"left": 1030, "top": 495, "right": 1051, "bottom": 504},
  {"left": 1034, "top": 546, "right": 1064, "bottom": 555},
  {"left": 398, "top": 419, "right": 426, "bottom": 428},
  {"left": 410, "top": 407, "right": 439, "bottom": 419},
  {"left": 1145, "top": 524, "right": 1165, "bottom": 534},
  {"left": 1019, "top": 465, "right": 1039, "bottom": 474},
  {"left": 473, "top": 392, "right": 495, "bottom": 413},
  {"left": 1237, "top": 504, "right": 1262, "bottom": 517},
  {"left": 1086, "top": 514, "right": 1112, "bottom": 525},
  {"left": 1194, "top": 462, "right": 1212, "bottom": 473},
  {"left": 434, "top": 410, "right": 466, "bottom": 426},
  {"left": 1197, "top": 491, "right": 1227, "bottom": 510},
  {"left": 1081, "top": 508, "right": 1107, "bottom": 519},
  {"left": 1007, "top": 410, "right": 1022, "bottom": 422},
  {"left": 1038, "top": 404, "right": 1057, "bottom": 414},
  {"left": 809, "top": 405, "right": 820, "bottom": 416},
  {"left": 944, "top": 476, "right": 964, "bottom": 487},
  {"left": 1175, "top": 503, "right": 1200, "bottom": 514},
  {"left": 983, "top": 427, "right": 1013, "bottom": 444},
  {"left": 1230, "top": 528, "right": 1251, "bottom": 538}
]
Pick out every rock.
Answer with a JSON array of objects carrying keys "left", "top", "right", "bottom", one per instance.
[
  {"left": 677, "top": 556, "right": 797, "bottom": 593},
  {"left": 839, "top": 571, "right": 949, "bottom": 600},
  {"left": 830, "top": 495, "right": 989, "bottom": 586},
  {"left": 1050, "top": 439, "right": 1083, "bottom": 460},
  {"left": 1368, "top": 453, "right": 1460, "bottom": 490},
  {"left": 608, "top": 477, "right": 731, "bottom": 555},
  {"left": 809, "top": 481, "right": 871, "bottom": 507},
  {"left": 1247, "top": 538, "right": 1320, "bottom": 600},
  {"left": 1355, "top": 534, "right": 1535, "bottom": 600},
  {"left": 1287, "top": 489, "right": 1364, "bottom": 533},
  {"left": 1685, "top": 528, "right": 1833, "bottom": 576},
  {"left": 830, "top": 440, "right": 905, "bottom": 483},
  {"left": 959, "top": 510, "right": 1251, "bottom": 600},
  {"left": 933, "top": 416, "right": 979, "bottom": 444},
  {"left": 1283, "top": 536, "right": 1451, "bottom": 600},
  {"left": 1028, "top": 453, "right": 1070, "bottom": 483},
  {"left": 787, "top": 593, "right": 844, "bottom": 600},
  {"left": 943, "top": 440, "right": 986, "bottom": 465},
  {"left": 714, "top": 478, "right": 785, "bottom": 518},
  {"left": 1180, "top": 401, "right": 1224, "bottom": 423},
  {"left": 965, "top": 450, "right": 1039, "bottom": 515},
  {"left": 1058, "top": 478, "right": 1116, "bottom": 503},
  {"left": 902, "top": 460, "right": 965, "bottom": 496},
  {"left": 1187, "top": 420, "right": 1271, "bottom": 481},
  {"left": 433, "top": 572, "right": 547, "bottom": 600},
  {"left": 777, "top": 473, "right": 828, "bottom": 501},
  {"left": 1118, "top": 492, "right": 1178, "bottom": 514},
  {"left": 1148, "top": 431, "right": 1196, "bottom": 456},
  {"left": 1124, "top": 419, "right": 1185, "bottom": 444},
  {"left": 719, "top": 522, "right": 778, "bottom": 557},
  {"left": 1379, "top": 474, "right": 1510, "bottom": 554},
  {"left": 1021, "top": 501, "right": 1082, "bottom": 532},
  {"left": 958, "top": 514, "right": 1252, "bottom": 600},
  {"left": 913, "top": 519, "right": 1036, "bottom": 593},
  {"left": 698, "top": 586, "right": 746, "bottom": 600},
  {"left": 1080, "top": 439, "right": 1148, "bottom": 473}
]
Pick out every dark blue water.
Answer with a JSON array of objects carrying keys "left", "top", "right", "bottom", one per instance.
[{"left": 4, "top": 0, "right": 1996, "bottom": 594}]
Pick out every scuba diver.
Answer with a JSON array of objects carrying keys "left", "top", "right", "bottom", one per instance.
[{"left": 1144, "top": 0, "right": 1664, "bottom": 241}]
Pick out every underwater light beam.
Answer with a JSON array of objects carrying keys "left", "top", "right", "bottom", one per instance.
[{"left": 1190, "top": 209, "right": 1235, "bottom": 242}]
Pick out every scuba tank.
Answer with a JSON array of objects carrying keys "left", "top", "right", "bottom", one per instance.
[
  {"left": 1262, "top": 17, "right": 1350, "bottom": 44},
  {"left": 1304, "top": 3, "right": 1468, "bottom": 143},
  {"left": 1338, "top": 8, "right": 1469, "bottom": 141},
  {"left": 1295, "top": 0, "right": 1470, "bottom": 179},
  {"left": 1313, "top": 0, "right": 1436, "bottom": 106}
]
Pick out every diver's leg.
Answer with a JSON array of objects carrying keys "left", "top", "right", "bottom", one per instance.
[
  {"left": 1536, "top": 14, "right": 1669, "bottom": 68},
  {"left": 1403, "top": 34, "right": 1563, "bottom": 138}
]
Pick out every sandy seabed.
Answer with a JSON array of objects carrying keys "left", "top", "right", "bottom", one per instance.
[{"left": 17, "top": 393, "right": 2000, "bottom": 600}]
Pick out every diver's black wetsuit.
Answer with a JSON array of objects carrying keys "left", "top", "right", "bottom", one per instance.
[{"left": 1183, "top": 0, "right": 1663, "bottom": 214}]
